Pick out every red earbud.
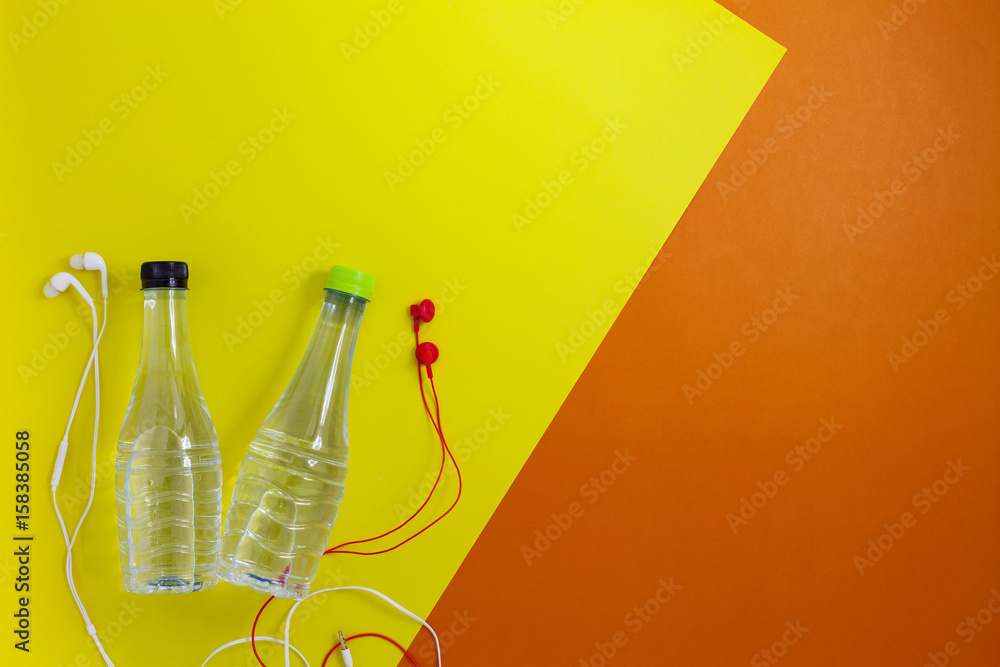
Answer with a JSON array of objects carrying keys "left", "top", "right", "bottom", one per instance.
[
  {"left": 416, "top": 341, "right": 439, "bottom": 366},
  {"left": 410, "top": 299, "right": 435, "bottom": 331},
  {"left": 415, "top": 342, "right": 438, "bottom": 378}
]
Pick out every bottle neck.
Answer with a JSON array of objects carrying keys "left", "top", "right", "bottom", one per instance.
[
  {"left": 121, "top": 288, "right": 214, "bottom": 441},
  {"left": 138, "top": 289, "right": 195, "bottom": 373},
  {"left": 264, "top": 290, "right": 367, "bottom": 447}
]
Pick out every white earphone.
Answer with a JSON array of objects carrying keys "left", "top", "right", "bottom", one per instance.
[
  {"left": 46, "top": 253, "right": 115, "bottom": 667},
  {"left": 44, "top": 271, "right": 94, "bottom": 303},
  {"left": 70, "top": 252, "right": 109, "bottom": 298}
]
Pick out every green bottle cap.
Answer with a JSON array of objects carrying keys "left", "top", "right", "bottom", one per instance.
[{"left": 325, "top": 265, "right": 375, "bottom": 301}]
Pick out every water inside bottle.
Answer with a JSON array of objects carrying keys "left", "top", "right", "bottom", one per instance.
[
  {"left": 116, "top": 425, "right": 222, "bottom": 594},
  {"left": 217, "top": 428, "right": 347, "bottom": 598}
]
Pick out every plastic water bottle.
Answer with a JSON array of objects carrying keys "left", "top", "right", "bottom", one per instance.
[
  {"left": 217, "top": 266, "right": 373, "bottom": 598},
  {"left": 116, "top": 262, "right": 222, "bottom": 594}
]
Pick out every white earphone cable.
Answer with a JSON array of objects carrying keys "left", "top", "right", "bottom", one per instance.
[
  {"left": 52, "top": 296, "right": 115, "bottom": 667},
  {"left": 201, "top": 585, "right": 440, "bottom": 667},
  {"left": 72, "top": 301, "right": 104, "bottom": 547},
  {"left": 282, "top": 586, "right": 441, "bottom": 667},
  {"left": 200, "top": 636, "right": 311, "bottom": 667}
]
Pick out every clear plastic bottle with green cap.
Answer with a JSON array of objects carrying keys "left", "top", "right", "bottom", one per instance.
[{"left": 217, "top": 265, "right": 374, "bottom": 598}]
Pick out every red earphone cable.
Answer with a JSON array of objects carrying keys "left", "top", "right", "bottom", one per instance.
[
  {"left": 250, "top": 595, "right": 275, "bottom": 666},
  {"left": 322, "top": 328, "right": 449, "bottom": 555},
  {"left": 324, "top": 364, "right": 461, "bottom": 557}
]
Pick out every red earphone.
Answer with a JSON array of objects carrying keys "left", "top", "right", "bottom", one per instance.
[
  {"left": 411, "top": 298, "right": 439, "bottom": 377},
  {"left": 410, "top": 298, "right": 435, "bottom": 329}
]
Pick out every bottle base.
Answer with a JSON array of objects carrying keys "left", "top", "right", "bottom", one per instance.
[
  {"left": 217, "top": 563, "right": 309, "bottom": 599},
  {"left": 123, "top": 574, "right": 217, "bottom": 595}
]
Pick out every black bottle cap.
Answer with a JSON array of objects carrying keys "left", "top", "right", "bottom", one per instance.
[{"left": 141, "top": 261, "right": 189, "bottom": 289}]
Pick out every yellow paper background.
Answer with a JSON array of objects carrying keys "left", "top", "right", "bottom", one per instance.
[{"left": 0, "top": 1, "right": 782, "bottom": 664}]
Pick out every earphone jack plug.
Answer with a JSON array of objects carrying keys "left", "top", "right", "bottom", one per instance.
[{"left": 338, "top": 631, "right": 354, "bottom": 667}]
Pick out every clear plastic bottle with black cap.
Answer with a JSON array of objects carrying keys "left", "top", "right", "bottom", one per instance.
[
  {"left": 116, "top": 261, "right": 222, "bottom": 594},
  {"left": 217, "top": 265, "right": 373, "bottom": 598}
]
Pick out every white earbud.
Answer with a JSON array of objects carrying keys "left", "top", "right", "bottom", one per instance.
[
  {"left": 44, "top": 272, "right": 94, "bottom": 304},
  {"left": 70, "top": 252, "right": 108, "bottom": 298}
]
